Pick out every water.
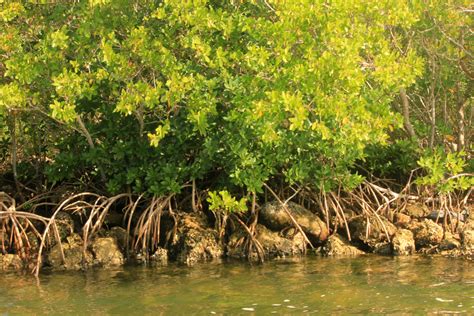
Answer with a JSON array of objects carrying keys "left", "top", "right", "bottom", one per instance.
[{"left": 0, "top": 255, "right": 473, "bottom": 314}]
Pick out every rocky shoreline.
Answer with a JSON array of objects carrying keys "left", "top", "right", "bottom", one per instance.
[{"left": 1, "top": 201, "right": 472, "bottom": 272}]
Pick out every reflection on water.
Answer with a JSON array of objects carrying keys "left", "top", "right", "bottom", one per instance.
[{"left": 0, "top": 256, "right": 473, "bottom": 314}]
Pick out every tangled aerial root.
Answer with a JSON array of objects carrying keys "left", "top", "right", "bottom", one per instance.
[
  {"left": 270, "top": 176, "right": 471, "bottom": 244},
  {"left": 1, "top": 191, "right": 179, "bottom": 276},
  {"left": 1, "top": 175, "right": 471, "bottom": 275},
  {"left": 1, "top": 192, "right": 64, "bottom": 273}
]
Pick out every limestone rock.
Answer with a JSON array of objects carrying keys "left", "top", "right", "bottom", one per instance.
[
  {"left": 227, "top": 224, "right": 306, "bottom": 259},
  {"left": 257, "top": 225, "right": 305, "bottom": 258},
  {"left": 55, "top": 211, "right": 75, "bottom": 241},
  {"left": 151, "top": 247, "right": 168, "bottom": 265},
  {"left": 392, "top": 229, "right": 415, "bottom": 256},
  {"left": 394, "top": 213, "right": 411, "bottom": 228},
  {"left": 47, "top": 233, "right": 92, "bottom": 270},
  {"left": 321, "top": 235, "right": 364, "bottom": 256},
  {"left": 409, "top": 219, "right": 443, "bottom": 248},
  {"left": 439, "top": 231, "right": 461, "bottom": 251},
  {"left": 91, "top": 237, "right": 124, "bottom": 267},
  {"left": 225, "top": 230, "right": 247, "bottom": 259},
  {"left": 106, "top": 226, "right": 130, "bottom": 251},
  {"left": 461, "top": 219, "right": 474, "bottom": 255},
  {"left": 373, "top": 242, "right": 392, "bottom": 255},
  {"left": 259, "top": 201, "right": 328, "bottom": 243},
  {"left": 26, "top": 231, "right": 40, "bottom": 253},
  {"left": 348, "top": 215, "right": 397, "bottom": 248},
  {"left": 169, "top": 213, "right": 223, "bottom": 265},
  {"left": 0, "top": 254, "right": 23, "bottom": 270},
  {"left": 405, "top": 203, "right": 430, "bottom": 218}
]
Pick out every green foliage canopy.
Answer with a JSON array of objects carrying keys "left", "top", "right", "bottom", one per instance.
[{"left": 0, "top": 0, "right": 427, "bottom": 195}]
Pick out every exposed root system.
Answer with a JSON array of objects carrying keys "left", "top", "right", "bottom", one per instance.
[{"left": 0, "top": 178, "right": 472, "bottom": 275}]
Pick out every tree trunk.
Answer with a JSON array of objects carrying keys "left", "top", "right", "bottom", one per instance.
[
  {"left": 9, "top": 110, "right": 18, "bottom": 183},
  {"left": 457, "top": 100, "right": 466, "bottom": 152},
  {"left": 399, "top": 88, "right": 417, "bottom": 139},
  {"left": 7, "top": 110, "right": 24, "bottom": 200},
  {"left": 429, "top": 76, "right": 436, "bottom": 148}
]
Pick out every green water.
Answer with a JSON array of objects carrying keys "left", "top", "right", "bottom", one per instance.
[{"left": 0, "top": 256, "right": 473, "bottom": 315}]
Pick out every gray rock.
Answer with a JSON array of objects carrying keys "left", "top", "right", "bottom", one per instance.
[
  {"left": 321, "top": 235, "right": 364, "bottom": 256},
  {"left": 392, "top": 229, "right": 415, "bottom": 256},
  {"left": 426, "top": 210, "right": 469, "bottom": 223},
  {"left": 259, "top": 202, "right": 328, "bottom": 244},
  {"left": 91, "top": 237, "right": 124, "bottom": 267}
]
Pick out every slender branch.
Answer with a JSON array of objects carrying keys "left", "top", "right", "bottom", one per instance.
[
  {"left": 192, "top": 179, "right": 197, "bottom": 212},
  {"left": 76, "top": 115, "right": 95, "bottom": 150},
  {"left": 365, "top": 181, "right": 419, "bottom": 201},
  {"left": 75, "top": 115, "right": 106, "bottom": 182},
  {"left": 436, "top": 25, "right": 474, "bottom": 59},
  {"left": 262, "top": 0, "right": 276, "bottom": 13},
  {"left": 457, "top": 100, "right": 467, "bottom": 151}
]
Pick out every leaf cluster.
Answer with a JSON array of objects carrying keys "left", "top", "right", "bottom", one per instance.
[{"left": 0, "top": 1, "right": 437, "bottom": 200}]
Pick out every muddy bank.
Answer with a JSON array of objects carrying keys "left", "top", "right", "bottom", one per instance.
[{"left": 0, "top": 200, "right": 472, "bottom": 273}]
